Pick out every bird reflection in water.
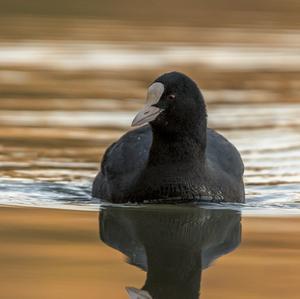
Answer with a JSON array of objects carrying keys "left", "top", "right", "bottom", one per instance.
[{"left": 99, "top": 205, "right": 241, "bottom": 299}]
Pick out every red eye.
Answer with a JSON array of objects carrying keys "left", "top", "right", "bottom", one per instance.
[{"left": 167, "top": 94, "right": 176, "bottom": 100}]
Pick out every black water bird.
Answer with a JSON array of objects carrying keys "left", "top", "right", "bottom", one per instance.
[
  {"left": 93, "top": 72, "right": 245, "bottom": 203},
  {"left": 99, "top": 205, "right": 242, "bottom": 299}
]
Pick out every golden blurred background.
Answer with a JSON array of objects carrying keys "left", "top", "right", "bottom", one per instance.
[{"left": 0, "top": 1, "right": 300, "bottom": 298}]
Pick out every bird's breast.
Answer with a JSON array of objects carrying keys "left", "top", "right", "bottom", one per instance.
[{"left": 139, "top": 176, "right": 224, "bottom": 203}]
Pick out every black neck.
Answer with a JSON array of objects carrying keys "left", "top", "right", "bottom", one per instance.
[{"left": 148, "top": 119, "right": 207, "bottom": 166}]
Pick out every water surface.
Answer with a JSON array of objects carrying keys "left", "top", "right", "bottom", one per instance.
[
  {"left": 0, "top": 206, "right": 299, "bottom": 299},
  {"left": 0, "top": 4, "right": 300, "bottom": 298},
  {"left": 0, "top": 39, "right": 299, "bottom": 214}
]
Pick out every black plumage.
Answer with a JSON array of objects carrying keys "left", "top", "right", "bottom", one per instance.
[
  {"left": 92, "top": 72, "right": 245, "bottom": 203},
  {"left": 99, "top": 205, "right": 242, "bottom": 299}
]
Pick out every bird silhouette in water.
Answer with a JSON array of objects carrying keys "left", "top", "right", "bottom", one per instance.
[{"left": 99, "top": 205, "right": 242, "bottom": 299}]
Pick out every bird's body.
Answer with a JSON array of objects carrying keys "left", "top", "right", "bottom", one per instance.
[
  {"left": 92, "top": 72, "right": 245, "bottom": 203},
  {"left": 93, "top": 125, "right": 244, "bottom": 203}
]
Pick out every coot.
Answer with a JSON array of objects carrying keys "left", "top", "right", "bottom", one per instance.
[{"left": 92, "top": 72, "right": 245, "bottom": 203}]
